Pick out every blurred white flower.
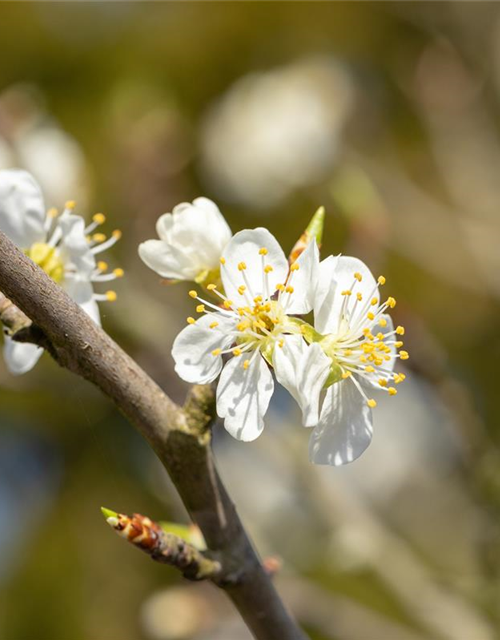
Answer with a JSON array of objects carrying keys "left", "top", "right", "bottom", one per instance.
[
  {"left": 200, "top": 56, "right": 354, "bottom": 208},
  {"left": 0, "top": 169, "right": 122, "bottom": 375},
  {"left": 0, "top": 84, "right": 89, "bottom": 208},
  {"left": 138, "top": 197, "right": 231, "bottom": 282}
]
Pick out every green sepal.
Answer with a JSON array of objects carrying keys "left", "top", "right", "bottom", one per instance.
[
  {"left": 298, "top": 321, "right": 323, "bottom": 344},
  {"left": 305, "top": 206, "right": 325, "bottom": 246}
]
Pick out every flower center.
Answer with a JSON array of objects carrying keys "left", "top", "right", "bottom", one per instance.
[{"left": 26, "top": 242, "right": 64, "bottom": 283}]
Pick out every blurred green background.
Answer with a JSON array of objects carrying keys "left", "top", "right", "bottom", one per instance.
[{"left": 1, "top": 2, "right": 500, "bottom": 639}]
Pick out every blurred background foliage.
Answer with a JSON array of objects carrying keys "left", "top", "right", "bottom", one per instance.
[{"left": 0, "top": 2, "right": 500, "bottom": 639}]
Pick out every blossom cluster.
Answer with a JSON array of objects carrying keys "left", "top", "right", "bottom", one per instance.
[
  {"left": 0, "top": 168, "right": 408, "bottom": 466},
  {"left": 140, "top": 198, "right": 408, "bottom": 466}
]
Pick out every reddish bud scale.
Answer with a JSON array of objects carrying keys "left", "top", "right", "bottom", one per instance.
[{"left": 113, "top": 513, "right": 162, "bottom": 552}]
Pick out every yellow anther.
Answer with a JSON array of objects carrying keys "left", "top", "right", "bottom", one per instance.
[
  {"left": 105, "top": 290, "right": 117, "bottom": 302},
  {"left": 394, "top": 373, "right": 406, "bottom": 384},
  {"left": 187, "top": 317, "right": 196, "bottom": 325},
  {"left": 367, "top": 399, "right": 377, "bottom": 408},
  {"left": 212, "top": 349, "right": 221, "bottom": 356},
  {"left": 196, "top": 304, "right": 205, "bottom": 313},
  {"left": 365, "top": 366, "right": 375, "bottom": 373},
  {"left": 97, "top": 261, "right": 108, "bottom": 272},
  {"left": 386, "top": 297, "right": 396, "bottom": 308},
  {"left": 367, "top": 312, "right": 375, "bottom": 321},
  {"left": 238, "top": 262, "right": 247, "bottom": 271},
  {"left": 374, "top": 357, "right": 384, "bottom": 366},
  {"left": 354, "top": 272, "right": 362, "bottom": 282},
  {"left": 342, "top": 371, "right": 352, "bottom": 379},
  {"left": 233, "top": 348, "right": 242, "bottom": 356},
  {"left": 112, "top": 229, "right": 122, "bottom": 239},
  {"left": 93, "top": 233, "right": 106, "bottom": 243},
  {"left": 254, "top": 296, "right": 263, "bottom": 303},
  {"left": 207, "top": 283, "right": 217, "bottom": 291},
  {"left": 378, "top": 275, "right": 386, "bottom": 285},
  {"left": 396, "top": 326, "right": 405, "bottom": 335},
  {"left": 290, "top": 263, "right": 299, "bottom": 271},
  {"left": 65, "top": 200, "right": 76, "bottom": 210},
  {"left": 237, "top": 321, "right": 249, "bottom": 331},
  {"left": 113, "top": 268, "right": 124, "bottom": 278},
  {"left": 276, "top": 284, "right": 285, "bottom": 292},
  {"left": 189, "top": 290, "right": 198, "bottom": 298},
  {"left": 395, "top": 341, "right": 403, "bottom": 348},
  {"left": 285, "top": 286, "right": 294, "bottom": 294},
  {"left": 223, "top": 300, "right": 233, "bottom": 309},
  {"left": 363, "top": 343, "right": 374, "bottom": 353},
  {"left": 344, "top": 349, "right": 353, "bottom": 356},
  {"left": 209, "top": 321, "right": 219, "bottom": 329},
  {"left": 47, "top": 207, "right": 58, "bottom": 218},
  {"left": 93, "top": 213, "right": 106, "bottom": 225},
  {"left": 379, "top": 378, "right": 388, "bottom": 387},
  {"left": 360, "top": 356, "right": 368, "bottom": 363},
  {"left": 259, "top": 247, "right": 268, "bottom": 255},
  {"left": 378, "top": 318, "right": 387, "bottom": 328},
  {"left": 357, "top": 292, "right": 363, "bottom": 301},
  {"left": 341, "top": 290, "right": 352, "bottom": 296},
  {"left": 238, "top": 307, "right": 247, "bottom": 316},
  {"left": 243, "top": 360, "right": 250, "bottom": 370},
  {"left": 376, "top": 332, "right": 384, "bottom": 341},
  {"left": 388, "top": 387, "right": 397, "bottom": 396},
  {"left": 370, "top": 297, "right": 378, "bottom": 306},
  {"left": 264, "top": 265, "right": 273, "bottom": 273},
  {"left": 238, "top": 285, "right": 247, "bottom": 295},
  {"left": 399, "top": 351, "right": 409, "bottom": 360},
  {"left": 220, "top": 256, "right": 226, "bottom": 265},
  {"left": 278, "top": 339, "right": 284, "bottom": 348}
]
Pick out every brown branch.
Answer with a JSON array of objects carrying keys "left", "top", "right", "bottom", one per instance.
[{"left": 0, "top": 230, "right": 307, "bottom": 640}]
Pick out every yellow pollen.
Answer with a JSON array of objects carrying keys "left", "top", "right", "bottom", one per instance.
[
  {"left": 360, "top": 356, "right": 368, "bottom": 363},
  {"left": 371, "top": 297, "right": 378, "bottom": 306},
  {"left": 363, "top": 344, "right": 374, "bottom": 353},
  {"left": 211, "top": 349, "right": 221, "bottom": 356},
  {"left": 233, "top": 348, "right": 242, "bottom": 356},
  {"left": 367, "top": 399, "right": 377, "bottom": 408},
  {"left": 112, "top": 229, "right": 122, "bottom": 239},
  {"left": 113, "top": 268, "right": 124, "bottom": 278},
  {"left": 207, "top": 283, "right": 217, "bottom": 291},
  {"left": 342, "top": 371, "right": 352, "bottom": 379},
  {"left": 254, "top": 296, "right": 263, "bottom": 304},
  {"left": 367, "top": 312, "right": 375, "bottom": 321},
  {"left": 105, "top": 290, "right": 117, "bottom": 302},
  {"left": 394, "top": 373, "right": 406, "bottom": 384},
  {"left": 238, "top": 285, "right": 246, "bottom": 295},
  {"left": 386, "top": 296, "right": 396, "bottom": 308},
  {"left": 399, "top": 351, "right": 409, "bottom": 360},
  {"left": 93, "top": 233, "right": 106, "bottom": 243},
  {"left": 189, "top": 290, "right": 198, "bottom": 298},
  {"left": 209, "top": 321, "right": 219, "bottom": 329},
  {"left": 365, "top": 365, "right": 375, "bottom": 373},
  {"left": 259, "top": 247, "right": 268, "bottom": 255},
  {"left": 243, "top": 360, "right": 250, "bottom": 370},
  {"left": 357, "top": 293, "right": 363, "bottom": 301},
  {"left": 354, "top": 272, "right": 362, "bottom": 282},
  {"left": 285, "top": 286, "right": 294, "bottom": 293},
  {"left": 264, "top": 265, "right": 273, "bottom": 273},
  {"left": 344, "top": 349, "right": 353, "bottom": 356},
  {"left": 379, "top": 379, "right": 387, "bottom": 387},
  {"left": 65, "top": 200, "right": 76, "bottom": 210},
  {"left": 93, "top": 213, "right": 106, "bottom": 224},
  {"left": 290, "top": 263, "right": 299, "bottom": 271},
  {"left": 378, "top": 275, "right": 386, "bottom": 285},
  {"left": 378, "top": 318, "right": 387, "bottom": 327},
  {"left": 97, "top": 261, "right": 108, "bottom": 272},
  {"left": 374, "top": 357, "right": 384, "bottom": 366},
  {"left": 237, "top": 321, "right": 249, "bottom": 331},
  {"left": 220, "top": 257, "right": 226, "bottom": 265},
  {"left": 187, "top": 317, "right": 196, "bottom": 324},
  {"left": 47, "top": 207, "right": 58, "bottom": 218},
  {"left": 238, "top": 307, "right": 247, "bottom": 316},
  {"left": 396, "top": 326, "right": 405, "bottom": 335},
  {"left": 388, "top": 387, "right": 397, "bottom": 396},
  {"left": 196, "top": 304, "right": 205, "bottom": 313},
  {"left": 278, "top": 340, "right": 284, "bottom": 348},
  {"left": 276, "top": 284, "right": 285, "bottom": 292},
  {"left": 238, "top": 262, "right": 247, "bottom": 271},
  {"left": 341, "top": 290, "right": 352, "bottom": 296},
  {"left": 223, "top": 300, "right": 233, "bottom": 309},
  {"left": 395, "top": 341, "right": 403, "bottom": 348},
  {"left": 376, "top": 332, "right": 384, "bottom": 340}
]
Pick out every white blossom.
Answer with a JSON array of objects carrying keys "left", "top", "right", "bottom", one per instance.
[
  {"left": 0, "top": 169, "right": 122, "bottom": 375},
  {"left": 138, "top": 198, "right": 232, "bottom": 283}
]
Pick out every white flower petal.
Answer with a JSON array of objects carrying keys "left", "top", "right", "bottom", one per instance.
[
  {"left": 3, "top": 337, "right": 43, "bottom": 375},
  {"left": 172, "top": 313, "right": 236, "bottom": 384},
  {"left": 309, "top": 379, "right": 373, "bottom": 466},
  {"left": 139, "top": 239, "right": 199, "bottom": 280},
  {"left": 285, "top": 240, "right": 319, "bottom": 315},
  {"left": 216, "top": 353, "right": 274, "bottom": 441},
  {"left": 156, "top": 212, "right": 174, "bottom": 241},
  {"left": 0, "top": 169, "right": 46, "bottom": 248},
  {"left": 58, "top": 214, "right": 96, "bottom": 275},
  {"left": 220, "top": 228, "right": 288, "bottom": 302},
  {"left": 273, "top": 335, "right": 330, "bottom": 427},
  {"left": 63, "top": 276, "right": 101, "bottom": 325},
  {"left": 313, "top": 255, "right": 338, "bottom": 334}
]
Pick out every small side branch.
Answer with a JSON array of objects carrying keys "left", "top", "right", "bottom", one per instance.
[{"left": 102, "top": 509, "right": 221, "bottom": 580}]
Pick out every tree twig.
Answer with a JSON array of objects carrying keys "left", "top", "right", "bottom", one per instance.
[{"left": 0, "top": 230, "right": 308, "bottom": 640}]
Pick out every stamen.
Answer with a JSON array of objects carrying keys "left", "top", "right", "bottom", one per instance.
[
  {"left": 354, "top": 272, "right": 362, "bottom": 282},
  {"left": 399, "top": 351, "right": 409, "bottom": 360},
  {"left": 212, "top": 349, "right": 221, "bottom": 356},
  {"left": 196, "top": 304, "right": 205, "bottom": 313},
  {"left": 396, "top": 326, "right": 405, "bottom": 335},
  {"left": 187, "top": 317, "right": 196, "bottom": 324},
  {"left": 367, "top": 399, "right": 377, "bottom": 408},
  {"left": 238, "top": 262, "right": 247, "bottom": 271},
  {"left": 106, "top": 291, "right": 117, "bottom": 302},
  {"left": 189, "top": 290, "right": 198, "bottom": 298},
  {"left": 378, "top": 275, "right": 386, "bottom": 285},
  {"left": 220, "top": 257, "right": 226, "bottom": 265},
  {"left": 259, "top": 247, "right": 268, "bottom": 255},
  {"left": 388, "top": 387, "right": 397, "bottom": 396}
]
